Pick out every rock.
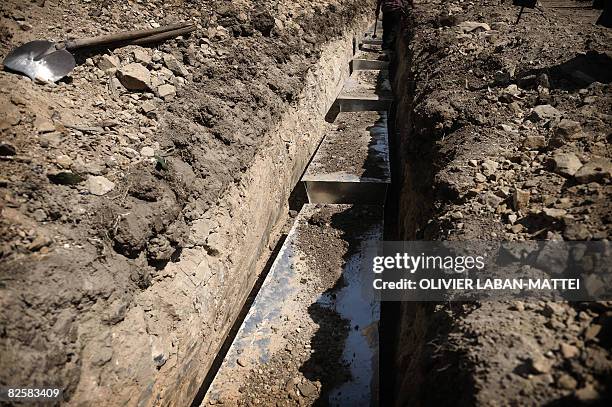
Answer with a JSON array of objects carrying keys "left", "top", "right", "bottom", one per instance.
[
  {"left": 530, "top": 356, "right": 552, "bottom": 374},
  {"left": 140, "top": 146, "right": 155, "bottom": 157},
  {"left": 563, "top": 222, "right": 590, "bottom": 240},
  {"left": 133, "top": 48, "right": 152, "bottom": 65},
  {"left": 584, "top": 324, "right": 601, "bottom": 341},
  {"left": 557, "top": 374, "right": 577, "bottom": 390},
  {"left": 117, "top": 63, "right": 151, "bottom": 91},
  {"left": 481, "top": 159, "right": 498, "bottom": 176},
  {"left": 528, "top": 105, "right": 562, "bottom": 123},
  {"left": 0, "top": 142, "right": 16, "bottom": 156},
  {"left": 157, "top": 84, "right": 176, "bottom": 98},
  {"left": 554, "top": 119, "right": 582, "bottom": 139},
  {"left": 98, "top": 54, "right": 120, "bottom": 71},
  {"left": 512, "top": 189, "right": 530, "bottom": 211},
  {"left": 552, "top": 153, "right": 582, "bottom": 177},
  {"left": 543, "top": 208, "right": 567, "bottom": 219},
  {"left": 141, "top": 101, "right": 156, "bottom": 113},
  {"left": 574, "top": 385, "right": 599, "bottom": 402},
  {"left": 87, "top": 176, "right": 115, "bottom": 196},
  {"left": 150, "top": 337, "right": 167, "bottom": 368},
  {"left": 297, "top": 381, "right": 317, "bottom": 397},
  {"left": 55, "top": 154, "right": 73, "bottom": 169},
  {"left": 163, "top": 54, "right": 189, "bottom": 77},
  {"left": 35, "top": 115, "right": 55, "bottom": 133},
  {"left": 559, "top": 343, "right": 579, "bottom": 359},
  {"left": 28, "top": 233, "right": 52, "bottom": 251},
  {"left": 458, "top": 21, "right": 491, "bottom": 33},
  {"left": 39, "top": 132, "right": 62, "bottom": 147},
  {"left": 523, "top": 135, "right": 546, "bottom": 150},
  {"left": 32, "top": 209, "right": 46, "bottom": 222},
  {"left": 574, "top": 158, "right": 612, "bottom": 184},
  {"left": 237, "top": 358, "right": 248, "bottom": 367}
]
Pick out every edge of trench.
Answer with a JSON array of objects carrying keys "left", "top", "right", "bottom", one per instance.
[{"left": 115, "top": 17, "right": 369, "bottom": 405}]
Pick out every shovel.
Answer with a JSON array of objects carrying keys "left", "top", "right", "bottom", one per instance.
[{"left": 3, "top": 22, "right": 196, "bottom": 83}]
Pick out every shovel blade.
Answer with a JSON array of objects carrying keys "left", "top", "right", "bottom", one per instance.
[{"left": 3, "top": 40, "right": 75, "bottom": 82}]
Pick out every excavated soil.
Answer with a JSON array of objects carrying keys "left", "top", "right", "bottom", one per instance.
[
  {"left": 392, "top": 0, "right": 611, "bottom": 406},
  {"left": 0, "top": 0, "right": 374, "bottom": 404},
  {"left": 309, "top": 111, "right": 388, "bottom": 179}
]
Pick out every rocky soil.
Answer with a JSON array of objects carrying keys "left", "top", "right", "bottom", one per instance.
[
  {"left": 393, "top": 0, "right": 611, "bottom": 405},
  {"left": 0, "top": 0, "right": 373, "bottom": 404}
]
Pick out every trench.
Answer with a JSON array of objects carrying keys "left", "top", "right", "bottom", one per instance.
[{"left": 187, "top": 10, "right": 440, "bottom": 407}]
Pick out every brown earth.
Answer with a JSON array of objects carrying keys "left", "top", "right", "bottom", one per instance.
[
  {"left": 0, "top": 0, "right": 374, "bottom": 404},
  {"left": 391, "top": 0, "right": 611, "bottom": 406}
]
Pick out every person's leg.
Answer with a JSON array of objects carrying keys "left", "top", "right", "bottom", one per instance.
[{"left": 382, "top": 10, "right": 402, "bottom": 51}]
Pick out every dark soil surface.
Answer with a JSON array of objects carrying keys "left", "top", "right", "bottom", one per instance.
[
  {"left": 392, "top": 0, "right": 611, "bottom": 406},
  {"left": 0, "top": 0, "right": 374, "bottom": 402}
]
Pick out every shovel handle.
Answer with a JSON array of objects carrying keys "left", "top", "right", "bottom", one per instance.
[
  {"left": 63, "top": 22, "right": 194, "bottom": 50},
  {"left": 125, "top": 24, "right": 196, "bottom": 46}
]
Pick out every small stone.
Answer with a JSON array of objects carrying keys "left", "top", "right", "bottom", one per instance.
[
  {"left": 528, "top": 105, "right": 562, "bottom": 122},
  {"left": 475, "top": 173, "right": 487, "bottom": 183},
  {"left": 511, "top": 224, "right": 524, "bottom": 233},
  {"left": 530, "top": 356, "right": 552, "bottom": 374},
  {"left": 92, "top": 347, "right": 113, "bottom": 367},
  {"left": 133, "top": 48, "right": 152, "bottom": 65},
  {"left": 140, "top": 146, "right": 155, "bottom": 157},
  {"left": 554, "top": 119, "right": 582, "bottom": 139},
  {"left": 297, "top": 381, "right": 317, "bottom": 397},
  {"left": 28, "top": 233, "right": 52, "bottom": 251},
  {"left": 458, "top": 21, "right": 491, "bottom": 33},
  {"left": 468, "top": 159, "right": 478, "bottom": 167},
  {"left": 543, "top": 208, "right": 567, "bottom": 219},
  {"left": 55, "top": 154, "right": 73, "bottom": 169},
  {"left": 87, "top": 176, "right": 115, "bottom": 196},
  {"left": 584, "top": 324, "right": 601, "bottom": 341},
  {"left": 522, "top": 135, "right": 546, "bottom": 150},
  {"left": 35, "top": 116, "right": 55, "bottom": 133},
  {"left": 141, "top": 101, "right": 156, "bottom": 113},
  {"left": 563, "top": 222, "right": 590, "bottom": 240},
  {"left": 512, "top": 189, "right": 530, "bottom": 211},
  {"left": 574, "top": 158, "right": 612, "bottom": 184},
  {"left": 163, "top": 54, "right": 189, "bottom": 77},
  {"left": 97, "top": 54, "right": 120, "bottom": 71},
  {"left": 557, "top": 374, "right": 577, "bottom": 390},
  {"left": 559, "top": 343, "right": 579, "bottom": 359},
  {"left": 157, "top": 84, "right": 176, "bottom": 98},
  {"left": 32, "top": 209, "right": 47, "bottom": 222},
  {"left": 481, "top": 159, "right": 498, "bottom": 175},
  {"left": 117, "top": 63, "right": 151, "bottom": 91},
  {"left": 552, "top": 153, "right": 582, "bottom": 177},
  {"left": 237, "top": 358, "right": 248, "bottom": 367},
  {"left": 507, "top": 213, "right": 518, "bottom": 224},
  {"left": 574, "top": 385, "right": 599, "bottom": 402}
]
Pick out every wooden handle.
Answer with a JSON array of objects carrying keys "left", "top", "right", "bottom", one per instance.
[
  {"left": 63, "top": 22, "right": 193, "bottom": 50},
  {"left": 127, "top": 24, "right": 196, "bottom": 46}
]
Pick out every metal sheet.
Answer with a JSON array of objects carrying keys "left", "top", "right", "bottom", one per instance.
[{"left": 203, "top": 204, "right": 382, "bottom": 406}]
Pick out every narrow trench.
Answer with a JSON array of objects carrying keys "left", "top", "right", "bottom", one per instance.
[{"left": 193, "top": 14, "right": 425, "bottom": 406}]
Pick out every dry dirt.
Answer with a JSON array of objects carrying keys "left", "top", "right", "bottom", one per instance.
[
  {"left": 392, "top": 0, "right": 611, "bottom": 406},
  {"left": 0, "top": 0, "right": 374, "bottom": 404}
]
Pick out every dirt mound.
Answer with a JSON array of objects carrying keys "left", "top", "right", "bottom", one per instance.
[{"left": 392, "top": 0, "right": 611, "bottom": 405}]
